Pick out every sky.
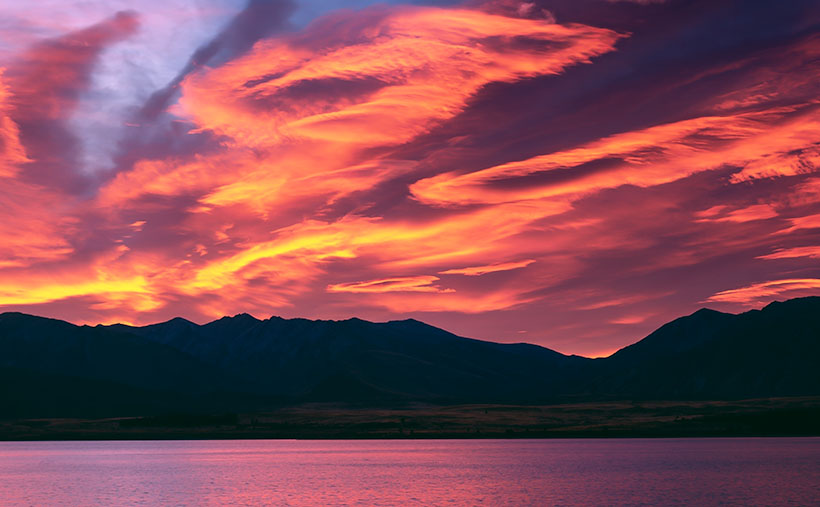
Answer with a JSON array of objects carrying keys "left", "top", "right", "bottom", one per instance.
[{"left": 0, "top": 0, "right": 819, "bottom": 357}]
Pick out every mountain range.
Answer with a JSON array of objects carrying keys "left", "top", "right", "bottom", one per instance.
[{"left": 1, "top": 297, "right": 818, "bottom": 418}]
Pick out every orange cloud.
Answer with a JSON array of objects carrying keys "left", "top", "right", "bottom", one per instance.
[
  {"left": 0, "top": 71, "right": 28, "bottom": 174},
  {"left": 777, "top": 213, "right": 820, "bottom": 234},
  {"left": 706, "top": 278, "right": 820, "bottom": 304},
  {"left": 180, "top": 7, "right": 621, "bottom": 145},
  {"left": 784, "top": 177, "right": 820, "bottom": 208},
  {"left": 609, "top": 313, "right": 653, "bottom": 325},
  {"left": 161, "top": 6, "right": 622, "bottom": 214},
  {"left": 179, "top": 201, "right": 545, "bottom": 293},
  {"left": 757, "top": 246, "right": 820, "bottom": 260},
  {"left": 439, "top": 259, "right": 535, "bottom": 276},
  {"left": 327, "top": 276, "right": 452, "bottom": 294},
  {"left": 354, "top": 287, "right": 538, "bottom": 314},
  {"left": 696, "top": 203, "right": 779, "bottom": 223},
  {"left": 0, "top": 274, "right": 155, "bottom": 310},
  {"left": 411, "top": 106, "right": 820, "bottom": 208},
  {"left": 26, "top": 8, "right": 624, "bottom": 323},
  {"left": 0, "top": 240, "right": 162, "bottom": 312},
  {"left": 732, "top": 144, "right": 820, "bottom": 182},
  {"left": 0, "top": 181, "right": 76, "bottom": 268},
  {"left": 408, "top": 35, "right": 820, "bottom": 223},
  {"left": 2, "top": 3, "right": 819, "bottom": 357},
  {"left": 98, "top": 156, "right": 232, "bottom": 206}
]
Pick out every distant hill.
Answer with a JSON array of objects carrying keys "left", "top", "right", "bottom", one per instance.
[
  {"left": 1, "top": 297, "right": 818, "bottom": 417},
  {"left": 584, "top": 297, "right": 820, "bottom": 399}
]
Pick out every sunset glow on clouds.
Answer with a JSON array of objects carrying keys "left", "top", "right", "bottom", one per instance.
[{"left": 1, "top": 0, "right": 819, "bottom": 356}]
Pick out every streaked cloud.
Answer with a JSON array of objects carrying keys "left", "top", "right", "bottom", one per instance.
[
  {"left": 440, "top": 259, "right": 535, "bottom": 276},
  {"left": 706, "top": 279, "right": 820, "bottom": 305},
  {"left": 696, "top": 204, "right": 779, "bottom": 223},
  {"left": 777, "top": 213, "right": 820, "bottom": 234},
  {"left": 0, "top": 0, "right": 818, "bottom": 357},
  {"left": 757, "top": 246, "right": 820, "bottom": 260},
  {"left": 327, "top": 276, "right": 453, "bottom": 294}
]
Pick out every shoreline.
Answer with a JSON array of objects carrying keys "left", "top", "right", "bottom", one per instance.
[{"left": 4, "top": 397, "right": 818, "bottom": 441}]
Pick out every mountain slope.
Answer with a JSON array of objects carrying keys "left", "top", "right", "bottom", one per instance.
[{"left": 586, "top": 297, "right": 820, "bottom": 398}]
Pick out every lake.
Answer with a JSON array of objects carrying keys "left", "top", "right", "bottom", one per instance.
[{"left": 1, "top": 438, "right": 818, "bottom": 505}]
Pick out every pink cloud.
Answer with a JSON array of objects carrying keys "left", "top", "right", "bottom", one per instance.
[
  {"left": 757, "top": 246, "right": 820, "bottom": 260},
  {"left": 327, "top": 276, "right": 453, "bottom": 294},
  {"left": 696, "top": 204, "right": 779, "bottom": 223},
  {"left": 439, "top": 259, "right": 535, "bottom": 276},
  {"left": 706, "top": 279, "right": 820, "bottom": 305},
  {"left": 0, "top": 2, "right": 819, "bottom": 358}
]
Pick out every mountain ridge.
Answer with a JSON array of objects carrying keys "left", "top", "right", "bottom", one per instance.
[{"left": 1, "top": 296, "right": 818, "bottom": 417}]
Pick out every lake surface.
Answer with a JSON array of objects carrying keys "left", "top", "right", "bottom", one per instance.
[{"left": 1, "top": 438, "right": 818, "bottom": 506}]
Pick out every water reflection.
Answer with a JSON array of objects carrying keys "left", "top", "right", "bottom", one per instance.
[{"left": 1, "top": 438, "right": 818, "bottom": 506}]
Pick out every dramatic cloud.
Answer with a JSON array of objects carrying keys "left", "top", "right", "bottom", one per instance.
[
  {"left": 3, "top": 10, "right": 139, "bottom": 190},
  {"left": 706, "top": 279, "right": 820, "bottom": 305},
  {"left": 0, "top": 0, "right": 818, "bottom": 356},
  {"left": 410, "top": 107, "right": 820, "bottom": 208}
]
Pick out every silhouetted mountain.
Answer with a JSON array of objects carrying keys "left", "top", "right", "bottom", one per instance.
[
  {"left": 585, "top": 297, "right": 820, "bottom": 398},
  {"left": 111, "top": 315, "right": 586, "bottom": 402},
  {"left": 0, "top": 297, "right": 818, "bottom": 417},
  {"left": 0, "top": 313, "right": 231, "bottom": 394}
]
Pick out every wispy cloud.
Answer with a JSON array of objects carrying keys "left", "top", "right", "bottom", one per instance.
[
  {"left": 327, "top": 276, "right": 453, "bottom": 294},
  {"left": 757, "top": 246, "right": 820, "bottom": 260},
  {"left": 439, "top": 259, "right": 535, "bottom": 276},
  {"left": 706, "top": 279, "right": 820, "bottom": 305},
  {"left": 0, "top": 1, "right": 818, "bottom": 357}
]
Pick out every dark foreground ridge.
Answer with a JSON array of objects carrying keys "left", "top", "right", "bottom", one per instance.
[{"left": 1, "top": 296, "right": 818, "bottom": 439}]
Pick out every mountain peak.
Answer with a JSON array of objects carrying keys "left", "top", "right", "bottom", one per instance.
[
  {"left": 210, "top": 313, "right": 260, "bottom": 324},
  {"left": 231, "top": 312, "right": 259, "bottom": 320},
  {"left": 149, "top": 316, "right": 197, "bottom": 329},
  {"left": 168, "top": 316, "right": 195, "bottom": 324},
  {"left": 691, "top": 307, "right": 724, "bottom": 316}
]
